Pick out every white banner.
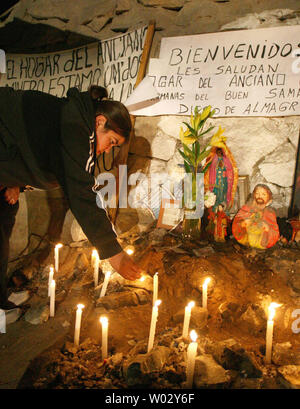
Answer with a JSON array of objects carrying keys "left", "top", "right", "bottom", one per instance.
[
  {"left": 0, "top": 26, "right": 148, "bottom": 103},
  {"left": 131, "top": 25, "right": 300, "bottom": 117}
]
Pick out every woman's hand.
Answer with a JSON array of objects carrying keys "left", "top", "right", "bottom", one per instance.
[
  {"left": 108, "top": 251, "right": 142, "bottom": 280},
  {"left": 4, "top": 187, "right": 20, "bottom": 205}
]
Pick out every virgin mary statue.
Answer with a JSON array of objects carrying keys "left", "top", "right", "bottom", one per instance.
[{"left": 204, "top": 143, "right": 238, "bottom": 213}]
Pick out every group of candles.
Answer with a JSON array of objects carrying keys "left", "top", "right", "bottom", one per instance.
[{"left": 49, "top": 243, "right": 283, "bottom": 388}]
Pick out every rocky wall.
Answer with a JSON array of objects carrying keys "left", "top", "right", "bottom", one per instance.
[{"left": 1, "top": 0, "right": 300, "bottom": 249}]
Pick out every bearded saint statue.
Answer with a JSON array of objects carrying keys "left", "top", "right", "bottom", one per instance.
[{"left": 232, "top": 184, "right": 280, "bottom": 249}]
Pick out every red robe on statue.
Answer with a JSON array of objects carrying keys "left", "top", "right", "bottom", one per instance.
[{"left": 232, "top": 204, "right": 279, "bottom": 249}]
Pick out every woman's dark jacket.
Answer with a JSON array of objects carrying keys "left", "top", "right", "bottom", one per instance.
[{"left": 0, "top": 86, "right": 122, "bottom": 259}]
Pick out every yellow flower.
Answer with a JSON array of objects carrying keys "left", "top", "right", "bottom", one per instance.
[
  {"left": 210, "top": 126, "right": 227, "bottom": 148},
  {"left": 200, "top": 105, "right": 212, "bottom": 121},
  {"left": 179, "top": 127, "right": 197, "bottom": 145}
]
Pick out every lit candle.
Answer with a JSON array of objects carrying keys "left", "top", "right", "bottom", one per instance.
[
  {"left": 202, "top": 277, "right": 211, "bottom": 310},
  {"left": 49, "top": 279, "right": 56, "bottom": 317},
  {"left": 92, "top": 249, "right": 99, "bottom": 287},
  {"left": 100, "top": 271, "right": 111, "bottom": 298},
  {"left": 182, "top": 301, "right": 195, "bottom": 338},
  {"left": 100, "top": 316, "right": 108, "bottom": 360},
  {"left": 186, "top": 330, "right": 198, "bottom": 388},
  {"left": 74, "top": 304, "right": 84, "bottom": 346},
  {"left": 147, "top": 299, "right": 161, "bottom": 353},
  {"left": 153, "top": 272, "right": 158, "bottom": 305},
  {"left": 265, "top": 302, "right": 282, "bottom": 364},
  {"left": 54, "top": 243, "right": 63, "bottom": 272},
  {"left": 48, "top": 266, "right": 54, "bottom": 297},
  {"left": 125, "top": 245, "right": 134, "bottom": 256}
]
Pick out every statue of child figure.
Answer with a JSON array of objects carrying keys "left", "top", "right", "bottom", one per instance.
[{"left": 213, "top": 204, "right": 231, "bottom": 242}]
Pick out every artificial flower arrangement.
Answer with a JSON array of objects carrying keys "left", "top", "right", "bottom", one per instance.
[{"left": 178, "top": 106, "right": 227, "bottom": 238}]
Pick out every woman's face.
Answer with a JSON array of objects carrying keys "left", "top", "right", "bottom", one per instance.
[{"left": 95, "top": 115, "right": 125, "bottom": 155}]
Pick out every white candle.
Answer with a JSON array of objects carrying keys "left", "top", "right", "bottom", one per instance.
[
  {"left": 265, "top": 302, "right": 281, "bottom": 364},
  {"left": 186, "top": 330, "right": 198, "bottom": 388},
  {"left": 182, "top": 301, "right": 195, "bottom": 338},
  {"left": 100, "top": 271, "right": 111, "bottom": 298},
  {"left": 92, "top": 249, "right": 99, "bottom": 287},
  {"left": 153, "top": 272, "right": 158, "bottom": 305},
  {"left": 202, "top": 277, "right": 211, "bottom": 310},
  {"left": 100, "top": 316, "right": 108, "bottom": 360},
  {"left": 48, "top": 266, "right": 54, "bottom": 297},
  {"left": 147, "top": 299, "right": 161, "bottom": 353},
  {"left": 54, "top": 243, "right": 63, "bottom": 272},
  {"left": 49, "top": 279, "right": 56, "bottom": 317},
  {"left": 74, "top": 304, "right": 84, "bottom": 346}
]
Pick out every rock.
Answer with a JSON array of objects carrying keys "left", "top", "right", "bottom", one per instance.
[
  {"left": 96, "top": 291, "right": 139, "bottom": 309},
  {"left": 258, "top": 142, "right": 296, "bottom": 188},
  {"left": 172, "top": 306, "right": 208, "bottom": 331},
  {"left": 75, "top": 252, "right": 89, "bottom": 270},
  {"left": 238, "top": 304, "right": 266, "bottom": 335},
  {"left": 231, "top": 377, "right": 264, "bottom": 389},
  {"left": 124, "top": 346, "right": 170, "bottom": 386},
  {"left": 219, "top": 346, "right": 263, "bottom": 378},
  {"left": 193, "top": 354, "right": 230, "bottom": 387},
  {"left": 24, "top": 303, "right": 50, "bottom": 325},
  {"left": 134, "top": 289, "right": 151, "bottom": 304},
  {"left": 218, "top": 302, "right": 240, "bottom": 323},
  {"left": 148, "top": 228, "right": 168, "bottom": 243},
  {"left": 5, "top": 308, "right": 21, "bottom": 325},
  {"left": 61, "top": 341, "right": 79, "bottom": 355},
  {"left": 8, "top": 291, "right": 30, "bottom": 306},
  {"left": 192, "top": 247, "right": 215, "bottom": 257},
  {"left": 111, "top": 353, "right": 124, "bottom": 366},
  {"left": 277, "top": 365, "right": 300, "bottom": 389},
  {"left": 272, "top": 342, "right": 300, "bottom": 366}
]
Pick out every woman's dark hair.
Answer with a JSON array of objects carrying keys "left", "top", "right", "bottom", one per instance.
[{"left": 88, "top": 85, "right": 132, "bottom": 139}]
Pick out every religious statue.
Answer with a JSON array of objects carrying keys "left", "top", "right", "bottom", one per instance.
[
  {"left": 213, "top": 204, "right": 231, "bottom": 242},
  {"left": 232, "top": 184, "right": 280, "bottom": 249},
  {"left": 204, "top": 143, "right": 238, "bottom": 213}
]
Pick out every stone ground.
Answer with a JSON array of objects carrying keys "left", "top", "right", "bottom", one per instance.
[{"left": 1, "top": 228, "right": 300, "bottom": 389}]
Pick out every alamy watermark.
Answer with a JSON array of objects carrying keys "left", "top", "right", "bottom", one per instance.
[
  {"left": 94, "top": 166, "right": 205, "bottom": 220},
  {"left": 0, "top": 49, "right": 6, "bottom": 74}
]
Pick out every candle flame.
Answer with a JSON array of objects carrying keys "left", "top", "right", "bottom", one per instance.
[
  {"left": 50, "top": 266, "right": 54, "bottom": 273},
  {"left": 187, "top": 301, "right": 195, "bottom": 309},
  {"left": 140, "top": 276, "right": 145, "bottom": 282},
  {"left": 268, "top": 302, "right": 282, "bottom": 321},
  {"left": 77, "top": 304, "right": 84, "bottom": 310},
  {"left": 55, "top": 243, "right": 63, "bottom": 249},
  {"left": 155, "top": 299, "right": 162, "bottom": 307},
  {"left": 92, "top": 249, "right": 99, "bottom": 258},
  {"left": 203, "top": 277, "right": 211, "bottom": 287},
  {"left": 100, "top": 316, "right": 108, "bottom": 325},
  {"left": 190, "top": 330, "right": 198, "bottom": 342},
  {"left": 125, "top": 246, "right": 134, "bottom": 255}
]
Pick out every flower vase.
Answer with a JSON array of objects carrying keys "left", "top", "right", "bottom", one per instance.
[
  {"left": 182, "top": 173, "right": 202, "bottom": 241},
  {"left": 182, "top": 210, "right": 202, "bottom": 240}
]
